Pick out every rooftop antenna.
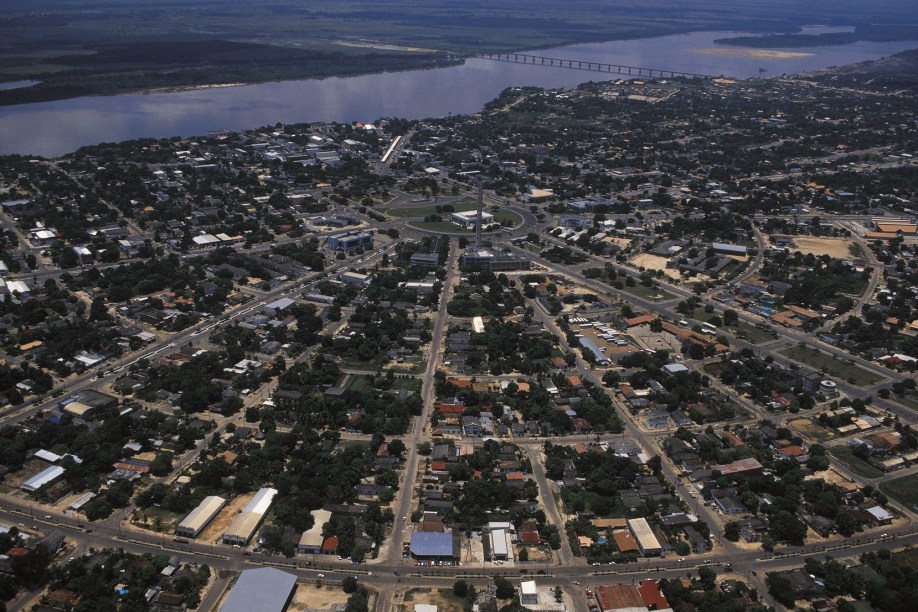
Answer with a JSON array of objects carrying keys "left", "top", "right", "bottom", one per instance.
[{"left": 476, "top": 180, "right": 484, "bottom": 250}]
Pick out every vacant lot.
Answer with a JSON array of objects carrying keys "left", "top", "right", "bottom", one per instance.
[
  {"left": 289, "top": 582, "right": 350, "bottom": 611},
  {"left": 620, "top": 282, "right": 674, "bottom": 302},
  {"left": 781, "top": 345, "right": 882, "bottom": 386},
  {"left": 198, "top": 491, "right": 256, "bottom": 544},
  {"left": 827, "top": 445, "right": 883, "bottom": 479},
  {"left": 880, "top": 472, "right": 918, "bottom": 508},
  {"left": 729, "top": 321, "right": 775, "bottom": 344},
  {"left": 777, "top": 236, "right": 858, "bottom": 259},
  {"left": 403, "top": 588, "right": 465, "bottom": 612},
  {"left": 788, "top": 417, "right": 835, "bottom": 443},
  {"left": 630, "top": 253, "right": 681, "bottom": 280}
]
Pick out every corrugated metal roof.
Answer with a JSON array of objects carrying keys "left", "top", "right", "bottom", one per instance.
[
  {"left": 177, "top": 496, "right": 226, "bottom": 536},
  {"left": 22, "top": 465, "right": 65, "bottom": 491},
  {"left": 220, "top": 567, "right": 297, "bottom": 612},
  {"left": 242, "top": 488, "right": 277, "bottom": 515},
  {"left": 410, "top": 532, "right": 454, "bottom": 557}
]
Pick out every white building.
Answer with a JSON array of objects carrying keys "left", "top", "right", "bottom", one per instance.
[
  {"left": 223, "top": 488, "right": 278, "bottom": 545},
  {"left": 520, "top": 580, "right": 539, "bottom": 605},
  {"left": 176, "top": 496, "right": 227, "bottom": 538},
  {"left": 451, "top": 210, "right": 494, "bottom": 229},
  {"left": 491, "top": 528, "right": 509, "bottom": 560},
  {"left": 21, "top": 465, "right": 65, "bottom": 492}
]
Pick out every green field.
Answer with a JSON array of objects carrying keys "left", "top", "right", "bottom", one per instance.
[
  {"left": 407, "top": 220, "right": 470, "bottom": 233},
  {"left": 895, "top": 394, "right": 918, "bottom": 411},
  {"left": 880, "top": 472, "right": 918, "bottom": 508},
  {"left": 387, "top": 198, "right": 478, "bottom": 218},
  {"left": 388, "top": 376, "right": 420, "bottom": 391},
  {"left": 780, "top": 345, "right": 883, "bottom": 386},
  {"left": 620, "top": 283, "right": 674, "bottom": 302},
  {"left": 729, "top": 321, "right": 776, "bottom": 344},
  {"left": 827, "top": 446, "right": 884, "bottom": 479}
]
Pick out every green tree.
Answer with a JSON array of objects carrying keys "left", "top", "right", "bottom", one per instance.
[
  {"left": 724, "top": 521, "right": 741, "bottom": 542},
  {"left": 149, "top": 453, "right": 173, "bottom": 477},
  {"left": 494, "top": 576, "right": 515, "bottom": 599},
  {"left": 342, "top": 576, "right": 359, "bottom": 594}
]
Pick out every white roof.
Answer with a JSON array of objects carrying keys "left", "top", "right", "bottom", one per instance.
[
  {"left": 487, "top": 521, "right": 514, "bottom": 531},
  {"left": 415, "top": 606, "right": 438, "bottom": 612},
  {"left": 34, "top": 449, "right": 61, "bottom": 463},
  {"left": 192, "top": 234, "right": 219, "bottom": 245},
  {"left": 520, "top": 580, "right": 538, "bottom": 595},
  {"left": 867, "top": 506, "right": 893, "bottom": 521},
  {"left": 491, "top": 529, "right": 508, "bottom": 556},
  {"left": 22, "top": 465, "right": 65, "bottom": 491},
  {"left": 628, "top": 517, "right": 662, "bottom": 551},
  {"left": 299, "top": 509, "right": 332, "bottom": 547},
  {"left": 179, "top": 496, "right": 227, "bottom": 533},
  {"left": 6, "top": 280, "right": 29, "bottom": 293},
  {"left": 242, "top": 488, "right": 278, "bottom": 515}
]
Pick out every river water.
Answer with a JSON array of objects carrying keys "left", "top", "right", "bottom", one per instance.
[{"left": 1, "top": 29, "right": 915, "bottom": 158}]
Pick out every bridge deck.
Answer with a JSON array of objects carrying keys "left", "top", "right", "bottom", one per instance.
[{"left": 477, "top": 52, "right": 714, "bottom": 80}]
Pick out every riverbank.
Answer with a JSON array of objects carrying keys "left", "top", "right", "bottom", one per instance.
[{"left": 2, "top": 0, "right": 915, "bottom": 106}]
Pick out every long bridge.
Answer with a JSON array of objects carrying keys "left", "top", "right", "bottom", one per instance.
[{"left": 476, "top": 51, "right": 715, "bottom": 80}]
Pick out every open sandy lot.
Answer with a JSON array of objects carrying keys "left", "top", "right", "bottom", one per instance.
[
  {"left": 404, "top": 588, "right": 465, "bottom": 612},
  {"left": 289, "top": 583, "right": 351, "bottom": 611},
  {"left": 630, "top": 253, "right": 681, "bottom": 280},
  {"left": 776, "top": 236, "right": 857, "bottom": 259},
  {"left": 198, "top": 491, "right": 256, "bottom": 544},
  {"left": 807, "top": 468, "right": 856, "bottom": 488}
]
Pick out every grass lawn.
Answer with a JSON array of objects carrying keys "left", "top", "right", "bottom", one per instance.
[
  {"left": 345, "top": 375, "right": 371, "bottom": 393},
  {"left": 895, "top": 394, "right": 918, "bottom": 411},
  {"left": 393, "top": 198, "right": 522, "bottom": 229},
  {"left": 780, "top": 345, "right": 882, "bottom": 386},
  {"left": 880, "top": 472, "right": 918, "bottom": 508},
  {"left": 850, "top": 600, "right": 875, "bottom": 612},
  {"left": 493, "top": 208, "right": 522, "bottom": 225},
  {"left": 620, "top": 283, "right": 674, "bottom": 302},
  {"left": 407, "top": 220, "right": 470, "bottom": 233},
  {"left": 893, "top": 547, "right": 918, "bottom": 569},
  {"left": 391, "top": 377, "right": 422, "bottom": 392},
  {"left": 827, "top": 446, "right": 884, "bottom": 479},
  {"left": 729, "top": 321, "right": 776, "bottom": 344},
  {"left": 133, "top": 506, "right": 182, "bottom": 533},
  {"left": 388, "top": 197, "right": 478, "bottom": 218}
]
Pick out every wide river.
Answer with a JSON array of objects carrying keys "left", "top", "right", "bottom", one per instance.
[{"left": 1, "top": 28, "right": 916, "bottom": 158}]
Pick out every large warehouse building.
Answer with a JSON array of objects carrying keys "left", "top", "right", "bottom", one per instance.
[
  {"left": 176, "top": 496, "right": 227, "bottom": 539},
  {"left": 409, "top": 532, "right": 457, "bottom": 562},
  {"left": 21, "top": 465, "right": 65, "bottom": 492},
  {"left": 220, "top": 567, "right": 297, "bottom": 612},
  {"left": 223, "top": 488, "right": 277, "bottom": 546}
]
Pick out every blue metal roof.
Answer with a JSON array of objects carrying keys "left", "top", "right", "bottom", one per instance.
[
  {"left": 410, "top": 532, "right": 454, "bottom": 557},
  {"left": 220, "top": 567, "right": 297, "bottom": 612}
]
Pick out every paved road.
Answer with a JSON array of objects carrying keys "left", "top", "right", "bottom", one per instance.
[{"left": 387, "top": 239, "right": 459, "bottom": 560}]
